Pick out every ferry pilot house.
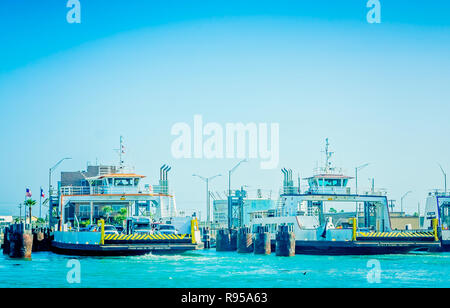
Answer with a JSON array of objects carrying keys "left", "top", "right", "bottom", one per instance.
[{"left": 58, "top": 165, "right": 160, "bottom": 227}]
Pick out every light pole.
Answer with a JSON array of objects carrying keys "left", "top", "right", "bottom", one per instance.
[
  {"left": 228, "top": 159, "right": 248, "bottom": 229},
  {"left": 400, "top": 190, "right": 412, "bottom": 216},
  {"left": 193, "top": 173, "right": 222, "bottom": 228},
  {"left": 355, "top": 163, "right": 369, "bottom": 195},
  {"left": 18, "top": 203, "right": 22, "bottom": 223},
  {"left": 355, "top": 163, "right": 369, "bottom": 216},
  {"left": 49, "top": 157, "right": 71, "bottom": 226},
  {"left": 438, "top": 163, "right": 447, "bottom": 195}
]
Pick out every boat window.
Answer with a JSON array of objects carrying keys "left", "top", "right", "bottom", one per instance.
[
  {"left": 134, "top": 178, "right": 140, "bottom": 186},
  {"left": 114, "top": 178, "right": 133, "bottom": 186},
  {"left": 324, "top": 179, "right": 341, "bottom": 187},
  {"left": 107, "top": 178, "right": 113, "bottom": 186}
]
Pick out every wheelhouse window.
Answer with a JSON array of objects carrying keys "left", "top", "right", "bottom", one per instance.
[
  {"left": 324, "top": 179, "right": 342, "bottom": 187},
  {"left": 114, "top": 178, "right": 133, "bottom": 186}
]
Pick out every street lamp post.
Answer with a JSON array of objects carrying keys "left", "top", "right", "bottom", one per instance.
[
  {"left": 355, "top": 163, "right": 370, "bottom": 195},
  {"left": 355, "top": 163, "right": 369, "bottom": 216},
  {"left": 193, "top": 173, "right": 222, "bottom": 228},
  {"left": 227, "top": 159, "right": 248, "bottom": 229},
  {"left": 438, "top": 163, "right": 447, "bottom": 196},
  {"left": 400, "top": 190, "right": 412, "bottom": 216},
  {"left": 49, "top": 157, "right": 72, "bottom": 227}
]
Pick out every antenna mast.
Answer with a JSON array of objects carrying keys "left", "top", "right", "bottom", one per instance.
[
  {"left": 119, "top": 136, "right": 125, "bottom": 171},
  {"left": 323, "top": 138, "right": 334, "bottom": 173}
]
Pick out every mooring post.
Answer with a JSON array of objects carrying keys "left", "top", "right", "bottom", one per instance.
[
  {"left": 432, "top": 218, "right": 439, "bottom": 242},
  {"left": 237, "top": 227, "right": 253, "bottom": 253},
  {"left": 275, "top": 224, "right": 295, "bottom": 257},
  {"left": 216, "top": 228, "right": 237, "bottom": 251},
  {"left": 254, "top": 225, "right": 271, "bottom": 255},
  {"left": 98, "top": 219, "right": 105, "bottom": 245},
  {"left": 190, "top": 218, "right": 200, "bottom": 244},
  {"left": 351, "top": 217, "right": 357, "bottom": 241}
]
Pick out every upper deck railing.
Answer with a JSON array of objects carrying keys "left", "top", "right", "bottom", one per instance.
[{"left": 59, "top": 185, "right": 169, "bottom": 196}]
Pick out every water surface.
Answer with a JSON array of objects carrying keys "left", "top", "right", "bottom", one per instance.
[{"left": 0, "top": 249, "right": 448, "bottom": 287}]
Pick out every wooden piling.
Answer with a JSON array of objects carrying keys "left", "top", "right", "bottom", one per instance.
[
  {"left": 237, "top": 227, "right": 253, "bottom": 253},
  {"left": 2, "top": 226, "right": 10, "bottom": 255},
  {"left": 216, "top": 228, "right": 237, "bottom": 251},
  {"left": 202, "top": 227, "right": 211, "bottom": 249},
  {"left": 254, "top": 225, "right": 271, "bottom": 255},
  {"left": 275, "top": 224, "right": 295, "bottom": 257},
  {"left": 9, "top": 223, "right": 33, "bottom": 258}
]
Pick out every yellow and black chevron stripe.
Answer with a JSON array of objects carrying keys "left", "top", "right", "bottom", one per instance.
[
  {"left": 357, "top": 231, "right": 435, "bottom": 238},
  {"left": 104, "top": 233, "right": 189, "bottom": 241}
]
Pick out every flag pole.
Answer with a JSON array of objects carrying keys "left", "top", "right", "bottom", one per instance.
[{"left": 39, "top": 187, "right": 42, "bottom": 219}]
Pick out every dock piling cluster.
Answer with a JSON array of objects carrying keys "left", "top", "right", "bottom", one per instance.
[
  {"left": 275, "top": 224, "right": 295, "bottom": 257},
  {"left": 237, "top": 227, "right": 253, "bottom": 253},
  {"left": 253, "top": 225, "right": 271, "bottom": 255},
  {"left": 2, "top": 223, "right": 33, "bottom": 258},
  {"left": 216, "top": 228, "right": 237, "bottom": 251}
]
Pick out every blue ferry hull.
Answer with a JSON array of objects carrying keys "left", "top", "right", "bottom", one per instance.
[
  {"left": 270, "top": 240, "right": 439, "bottom": 255},
  {"left": 51, "top": 241, "right": 202, "bottom": 256}
]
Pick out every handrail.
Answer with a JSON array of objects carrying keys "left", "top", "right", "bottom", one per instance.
[{"left": 60, "top": 185, "right": 153, "bottom": 196}]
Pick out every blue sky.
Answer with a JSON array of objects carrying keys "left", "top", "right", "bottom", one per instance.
[{"left": 0, "top": 0, "right": 449, "bottom": 217}]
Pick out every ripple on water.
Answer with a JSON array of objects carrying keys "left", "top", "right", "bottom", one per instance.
[{"left": 1, "top": 250, "right": 450, "bottom": 287}]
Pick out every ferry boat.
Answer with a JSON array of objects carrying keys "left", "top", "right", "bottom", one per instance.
[
  {"left": 421, "top": 190, "right": 450, "bottom": 251},
  {"left": 50, "top": 137, "right": 202, "bottom": 256},
  {"left": 249, "top": 139, "right": 440, "bottom": 255}
]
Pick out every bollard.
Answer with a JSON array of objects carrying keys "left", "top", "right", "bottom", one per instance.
[
  {"left": 254, "top": 225, "right": 271, "bottom": 255},
  {"left": 275, "top": 224, "right": 295, "bottom": 257},
  {"left": 351, "top": 217, "right": 357, "bottom": 241},
  {"left": 237, "top": 227, "right": 253, "bottom": 253},
  {"left": 216, "top": 228, "right": 237, "bottom": 251},
  {"left": 432, "top": 218, "right": 439, "bottom": 242},
  {"left": 98, "top": 219, "right": 105, "bottom": 245}
]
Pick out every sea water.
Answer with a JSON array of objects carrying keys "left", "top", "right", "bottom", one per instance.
[{"left": 0, "top": 249, "right": 449, "bottom": 288}]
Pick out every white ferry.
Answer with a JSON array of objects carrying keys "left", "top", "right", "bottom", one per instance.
[
  {"left": 249, "top": 139, "right": 439, "bottom": 255},
  {"left": 50, "top": 137, "right": 202, "bottom": 255}
]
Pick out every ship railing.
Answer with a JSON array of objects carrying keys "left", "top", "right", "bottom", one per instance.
[
  {"left": 307, "top": 187, "right": 352, "bottom": 195},
  {"left": 428, "top": 190, "right": 450, "bottom": 197},
  {"left": 60, "top": 186, "right": 153, "bottom": 196}
]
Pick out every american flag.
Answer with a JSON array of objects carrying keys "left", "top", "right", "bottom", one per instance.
[
  {"left": 26, "top": 188, "right": 32, "bottom": 198},
  {"left": 40, "top": 187, "right": 45, "bottom": 198}
]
